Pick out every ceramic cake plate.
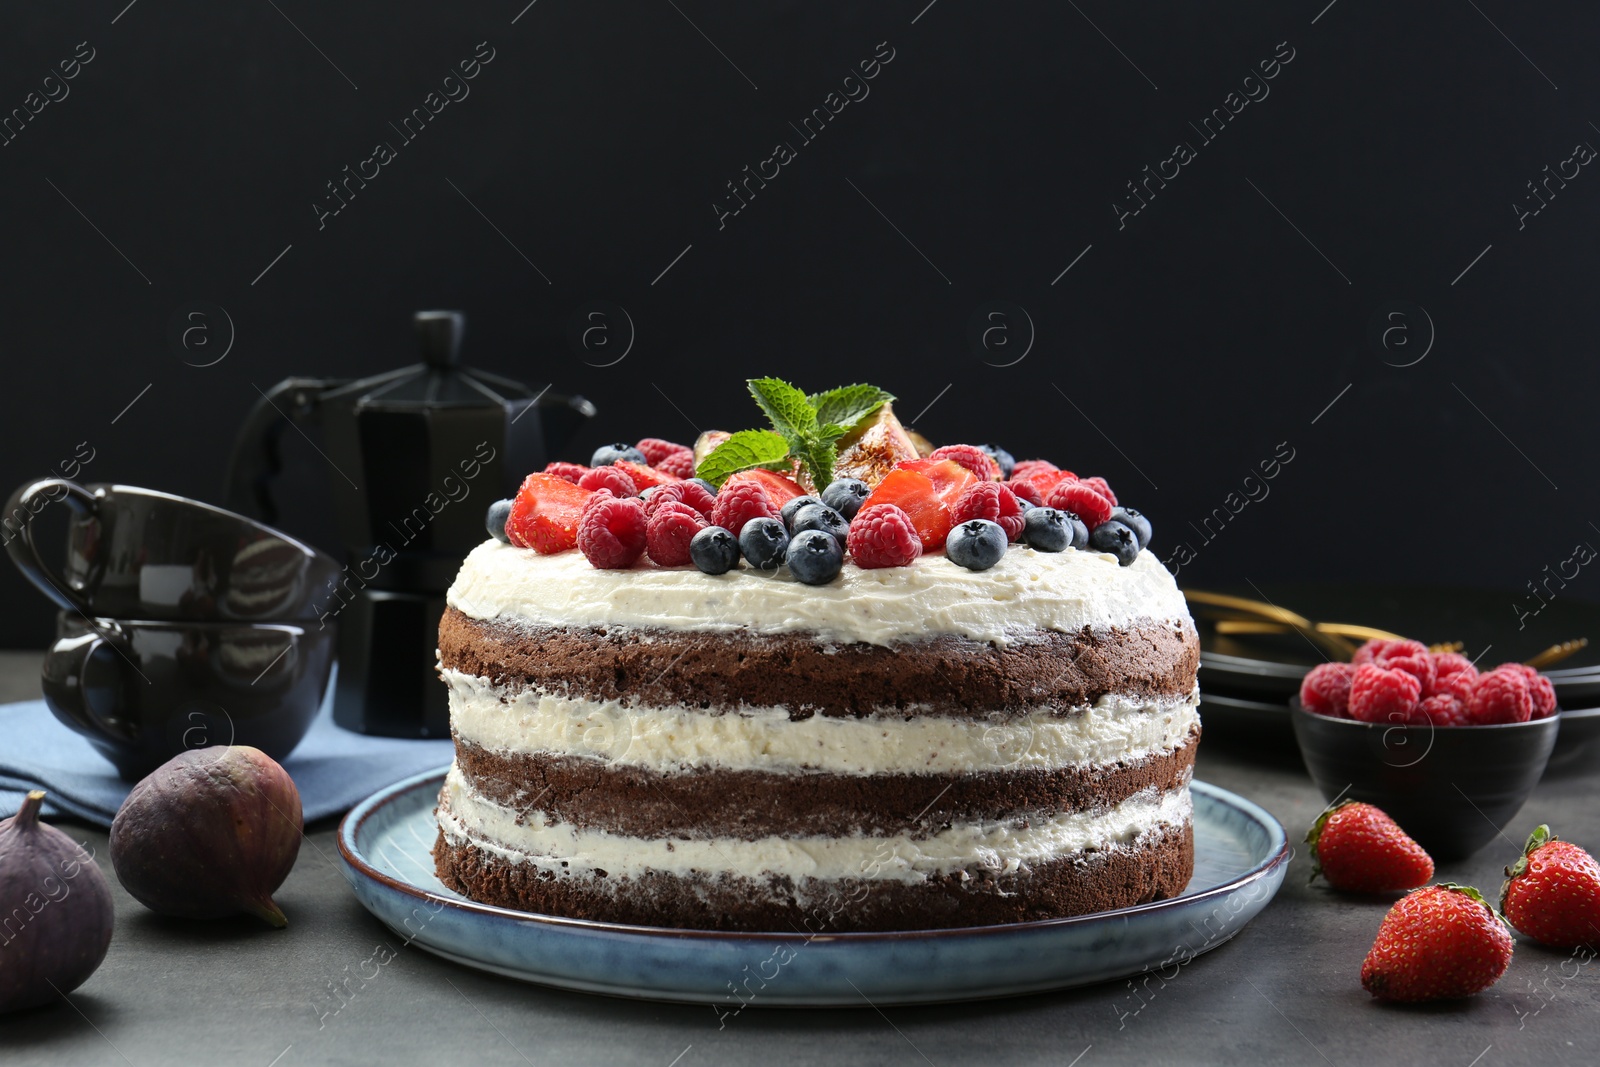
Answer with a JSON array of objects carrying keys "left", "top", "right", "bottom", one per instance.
[{"left": 337, "top": 769, "right": 1288, "bottom": 1007}]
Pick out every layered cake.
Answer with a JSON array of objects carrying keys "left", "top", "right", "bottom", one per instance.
[{"left": 433, "top": 385, "right": 1199, "bottom": 932}]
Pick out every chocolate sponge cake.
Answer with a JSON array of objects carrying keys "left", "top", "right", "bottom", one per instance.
[{"left": 432, "top": 536, "right": 1199, "bottom": 932}]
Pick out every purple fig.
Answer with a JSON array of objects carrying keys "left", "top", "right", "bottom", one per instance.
[
  {"left": 0, "top": 791, "right": 115, "bottom": 1013},
  {"left": 110, "top": 746, "right": 302, "bottom": 927}
]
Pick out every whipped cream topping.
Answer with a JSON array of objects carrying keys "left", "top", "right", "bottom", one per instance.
[
  {"left": 446, "top": 539, "right": 1188, "bottom": 647},
  {"left": 438, "top": 764, "right": 1193, "bottom": 883},
  {"left": 444, "top": 669, "right": 1201, "bottom": 776}
]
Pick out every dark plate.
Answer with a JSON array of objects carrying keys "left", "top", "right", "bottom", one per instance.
[
  {"left": 1193, "top": 582, "right": 1600, "bottom": 704},
  {"left": 1547, "top": 705, "right": 1600, "bottom": 775}
]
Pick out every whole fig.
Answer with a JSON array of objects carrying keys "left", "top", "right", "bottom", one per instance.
[
  {"left": 110, "top": 746, "right": 302, "bottom": 927},
  {"left": 0, "top": 791, "right": 115, "bottom": 1013}
]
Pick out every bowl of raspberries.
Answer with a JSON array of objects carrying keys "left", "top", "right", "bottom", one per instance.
[{"left": 1291, "top": 639, "right": 1560, "bottom": 860}]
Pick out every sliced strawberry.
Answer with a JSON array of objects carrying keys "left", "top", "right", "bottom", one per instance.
[
  {"left": 613, "top": 459, "right": 681, "bottom": 491},
  {"left": 723, "top": 468, "right": 807, "bottom": 509},
  {"left": 1020, "top": 468, "right": 1079, "bottom": 500},
  {"left": 862, "top": 459, "right": 978, "bottom": 552},
  {"left": 505, "top": 473, "right": 594, "bottom": 554}
]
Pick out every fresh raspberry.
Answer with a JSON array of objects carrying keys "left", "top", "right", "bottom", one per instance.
[
  {"left": 1080, "top": 476, "right": 1117, "bottom": 505},
  {"left": 644, "top": 500, "right": 706, "bottom": 567},
  {"left": 577, "top": 491, "right": 647, "bottom": 569},
  {"left": 951, "top": 482, "right": 1026, "bottom": 542},
  {"left": 1300, "top": 662, "right": 1356, "bottom": 717},
  {"left": 542, "top": 461, "right": 590, "bottom": 484},
  {"left": 709, "top": 480, "right": 779, "bottom": 537},
  {"left": 1383, "top": 651, "right": 1436, "bottom": 694},
  {"left": 636, "top": 438, "right": 690, "bottom": 466},
  {"left": 1354, "top": 639, "right": 1427, "bottom": 667},
  {"left": 654, "top": 450, "right": 697, "bottom": 480},
  {"left": 929, "top": 444, "right": 1002, "bottom": 482},
  {"left": 1419, "top": 694, "right": 1471, "bottom": 726},
  {"left": 847, "top": 503, "right": 923, "bottom": 569},
  {"left": 1430, "top": 652, "right": 1478, "bottom": 690},
  {"left": 1468, "top": 668, "right": 1533, "bottom": 724},
  {"left": 644, "top": 479, "right": 717, "bottom": 520},
  {"left": 1348, "top": 664, "right": 1423, "bottom": 724},
  {"left": 1431, "top": 668, "right": 1477, "bottom": 703},
  {"left": 1495, "top": 663, "right": 1557, "bottom": 719},
  {"left": 1010, "top": 460, "right": 1059, "bottom": 484},
  {"left": 578, "top": 465, "right": 639, "bottom": 497},
  {"left": 1005, "top": 478, "right": 1043, "bottom": 506},
  {"left": 1047, "top": 481, "right": 1114, "bottom": 529}
]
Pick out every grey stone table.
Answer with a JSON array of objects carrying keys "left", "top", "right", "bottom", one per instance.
[{"left": 4, "top": 649, "right": 1598, "bottom": 1067}]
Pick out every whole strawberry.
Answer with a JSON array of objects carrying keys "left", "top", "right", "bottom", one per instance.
[
  {"left": 1500, "top": 825, "right": 1600, "bottom": 949},
  {"left": 1361, "top": 884, "right": 1513, "bottom": 1002},
  {"left": 1307, "top": 802, "right": 1433, "bottom": 893}
]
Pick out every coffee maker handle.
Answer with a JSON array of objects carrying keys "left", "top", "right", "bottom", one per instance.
[
  {"left": 2, "top": 478, "right": 101, "bottom": 614},
  {"left": 224, "top": 377, "right": 346, "bottom": 526},
  {"left": 40, "top": 624, "right": 137, "bottom": 744}
]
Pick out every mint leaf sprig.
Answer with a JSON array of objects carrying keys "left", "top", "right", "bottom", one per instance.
[{"left": 696, "top": 379, "right": 894, "bottom": 490}]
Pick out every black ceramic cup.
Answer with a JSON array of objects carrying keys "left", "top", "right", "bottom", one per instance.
[
  {"left": 40, "top": 612, "right": 335, "bottom": 779},
  {"left": 4, "top": 479, "right": 341, "bottom": 622},
  {"left": 1290, "top": 701, "right": 1559, "bottom": 860}
]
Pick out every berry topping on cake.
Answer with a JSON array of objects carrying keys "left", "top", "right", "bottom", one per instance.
[
  {"left": 929, "top": 444, "right": 1002, "bottom": 482},
  {"left": 1004, "top": 478, "right": 1044, "bottom": 507},
  {"left": 653, "top": 450, "right": 697, "bottom": 480},
  {"left": 636, "top": 438, "right": 691, "bottom": 466},
  {"left": 861, "top": 459, "right": 978, "bottom": 552},
  {"left": 1010, "top": 459, "right": 1059, "bottom": 484},
  {"left": 790, "top": 502, "right": 849, "bottom": 543},
  {"left": 591, "top": 443, "right": 647, "bottom": 467},
  {"left": 485, "top": 499, "right": 513, "bottom": 544},
  {"left": 1108, "top": 506, "right": 1152, "bottom": 548},
  {"left": 978, "top": 443, "right": 1015, "bottom": 479},
  {"left": 578, "top": 465, "right": 639, "bottom": 497},
  {"left": 1089, "top": 520, "right": 1140, "bottom": 567},
  {"left": 1080, "top": 476, "right": 1117, "bottom": 505},
  {"left": 577, "top": 491, "right": 648, "bottom": 569},
  {"left": 952, "top": 482, "right": 1026, "bottom": 542},
  {"left": 847, "top": 503, "right": 923, "bottom": 569},
  {"left": 1468, "top": 667, "right": 1534, "bottom": 724},
  {"left": 612, "top": 459, "right": 680, "bottom": 491},
  {"left": 723, "top": 468, "right": 806, "bottom": 509},
  {"left": 689, "top": 526, "right": 740, "bottom": 575},
  {"left": 1500, "top": 825, "right": 1600, "bottom": 950},
  {"left": 1300, "top": 662, "right": 1356, "bottom": 717},
  {"left": 645, "top": 501, "right": 708, "bottom": 567},
  {"left": 739, "top": 516, "right": 790, "bottom": 571},
  {"left": 1361, "top": 884, "right": 1512, "bottom": 1002},
  {"left": 542, "top": 461, "right": 590, "bottom": 484},
  {"left": 709, "top": 480, "right": 781, "bottom": 536},
  {"left": 820, "top": 477, "right": 871, "bottom": 521},
  {"left": 644, "top": 479, "right": 717, "bottom": 520},
  {"left": 779, "top": 494, "right": 823, "bottom": 529},
  {"left": 506, "top": 473, "right": 593, "bottom": 554},
  {"left": 1046, "top": 481, "right": 1114, "bottom": 530},
  {"left": 946, "top": 519, "right": 1007, "bottom": 571},
  {"left": 1306, "top": 801, "right": 1434, "bottom": 893},
  {"left": 1348, "top": 664, "right": 1423, "bottom": 724},
  {"left": 1022, "top": 507, "right": 1073, "bottom": 552},
  {"left": 786, "top": 529, "right": 845, "bottom": 585}
]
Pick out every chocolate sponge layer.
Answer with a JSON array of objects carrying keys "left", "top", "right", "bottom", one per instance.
[{"left": 438, "top": 607, "right": 1198, "bottom": 718}]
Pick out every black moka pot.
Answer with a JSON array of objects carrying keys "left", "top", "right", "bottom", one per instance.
[{"left": 225, "top": 310, "right": 594, "bottom": 737}]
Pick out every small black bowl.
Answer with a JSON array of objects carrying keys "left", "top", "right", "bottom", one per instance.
[{"left": 1290, "top": 701, "right": 1558, "bottom": 860}]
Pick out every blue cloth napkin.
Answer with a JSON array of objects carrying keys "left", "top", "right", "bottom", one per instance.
[{"left": 0, "top": 669, "right": 454, "bottom": 827}]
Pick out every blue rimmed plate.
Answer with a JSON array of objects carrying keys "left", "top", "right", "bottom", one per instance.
[{"left": 336, "top": 770, "right": 1288, "bottom": 1006}]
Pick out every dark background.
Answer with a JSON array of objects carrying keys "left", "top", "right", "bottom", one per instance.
[{"left": 2, "top": 0, "right": 1597, "bottom": 648}]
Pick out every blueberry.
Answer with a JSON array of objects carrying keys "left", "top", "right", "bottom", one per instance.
[
  {"left": 689, "top": 477, "right": 718, "bottom": 498},
  {"left": 780, "top": 495, "right": 822, "bottom": 530},
  {"left": 790, "top": 503, "right": 849, "bottom": 543},
  {"left": 786, "top": 529, "right": 844, "bottom": 585},
  {"left": 820, "top": 478, "right": 871, "bottom": 520},
  {"left": 978, "top": 444, "right": 1016, "bottom": 479},
  {"left": 1063, "top": 511, "right": 1090, "bottom": 550},
  {"left": 946, "top": 519, "right": 1007, "bottom": 570},
  {"left": 739, "top": 517, "right": 790, "bottom": 571},
  {"left": 1110, "top": 506, "right": 1152, "bottom": 548},
  {"left": 485, "top": 499, "right": 514, "bottom": 543},
  {"left": 1015, "top": 496, "right": 1035, "bottom": 512},
  {"left": 1022, "top": 507, "right": 1070, "bottom": 552},
  {"left": 638, "top": 485, "right": 661, "bottom": 503},
  {"left": 1090, "top": 520, "right": 1140, "bottom": 566},
  {"left": 690, "top": 526, "right": 740, "bottom": 574},
  {"left": 590, "top": 442, "right": 647, "bottom": 467}
]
